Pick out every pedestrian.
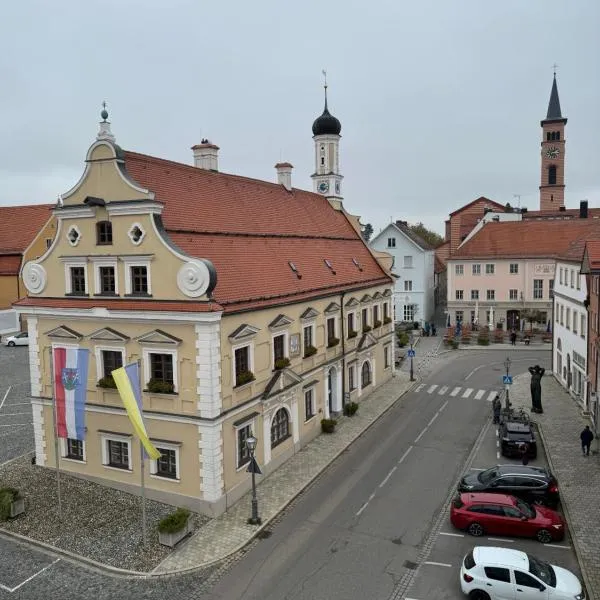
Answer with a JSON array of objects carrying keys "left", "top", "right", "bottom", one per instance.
[
  {"left": 519, "top": 442, "right": 530, "bottom": 465},
  {"left": 580, "top": 425, "right": 594, "bottom": 456},
  {"left": 431, "top": 324, "right": 436, "bottom": 336},
  {"left": 492, "top": 396, "right": 501, "bottom": 424},
  {"left": 510, "top": 329, "right": 517, "bottom": 346}
]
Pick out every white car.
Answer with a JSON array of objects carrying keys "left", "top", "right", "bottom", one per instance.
[
  {"left": 460, "top": 546, "right": 585, "bottom": 600},
  {"left": 3, "top": 332, "right": 28, "bottom": 347}
]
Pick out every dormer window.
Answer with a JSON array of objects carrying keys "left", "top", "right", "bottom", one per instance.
[{"left": 97, "top": 221, "right": 113, "bottom": 245}]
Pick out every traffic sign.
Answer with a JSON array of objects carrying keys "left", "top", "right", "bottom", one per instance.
[
  {"left": 503, "top": 375, "right": 513, "bottom": 385},
  {"left": 407, "top": 349, "right": 416, "bottom": 358}
]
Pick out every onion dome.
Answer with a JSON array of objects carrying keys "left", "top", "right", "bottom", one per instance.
[{"left": 312, "top": 86, "right": 341, "bottom": 136}]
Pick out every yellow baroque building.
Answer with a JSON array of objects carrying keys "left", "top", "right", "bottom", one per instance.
[{"left": 17, "top": 111, "right": 395, "bottom": 516}]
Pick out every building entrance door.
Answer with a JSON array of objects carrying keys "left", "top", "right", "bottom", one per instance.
[{"left": 507, "top": 310, "right": 520, "bottom": 331}]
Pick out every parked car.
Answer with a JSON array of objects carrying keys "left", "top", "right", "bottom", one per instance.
[
  {"left": 451, "top": 492, "right": 565, "bottom": 543},
  {"left": 458, "top": 465, "right": 559, "bottom": 507},
  {"left": 3, "top": 332, "right": 28, "bottom": 347},
  {"left": 500, "top": 420, "right": 537, "bottom": 458},
  {"left": 460, "top": 546, "right": 585, "bottom": 600}
]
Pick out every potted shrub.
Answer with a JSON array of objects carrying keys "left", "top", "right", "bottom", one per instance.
[
  {"left": 274, "top": 357, "right": 291, "bottom": 370},
  {"left": 327, "top": 337, "right": 340, "bottom": 348},
  {"left": 147, "top": 379, "right": 175, "bottom": 394},
  {"left": 0, "top": 487, "right": 24, "bottom": 520},
  {"left": 451, "top": 339, "right": 460, "bottom": 350},
  {"left": 384, "top": 316, "right": 392, "bottom": 325},
  {"left": 303, "top": 345, "right": 317, "bottom": 358},
  {"left": 343, "top": 402, "right": 359, "bottom": 417},
  {"left": 362, "top": 324, "right": 372, "bottom": 333},
  {"left": 97, "top": 375, "right": 117, "bottom": 389},
  {"left": 347, "top": 329, "right": 358, "bottom": 339},
  {"left": 321, "top": 418, "right": 337, "bottom": 433},
  {"left": 397, "top": 332, "right": 409, "bottom": 347},
  {"left": 158, "top": 508, "right": 192, "bottom": 547},
  {"left": 477, "top": 336, "right": 490, "bottom": 346},
  {"left": 373, "top": 319, "right": 382, "bottom": 328},
  {"left": 236, "top": 370, "right": 255, "bottom": 387}
]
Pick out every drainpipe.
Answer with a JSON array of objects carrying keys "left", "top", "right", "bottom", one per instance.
[{"left": 340, "top": 291, "right": 346, "bottom": 410}]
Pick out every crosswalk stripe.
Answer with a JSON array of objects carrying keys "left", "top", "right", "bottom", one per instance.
[
  {"left": 486, "top": 391, "right": 497, "bottom": 402},
  {"left": 474, "top": 389, "right": 485, "bottom": 400},
  {"left": 438, "top": 386, "right": 449, "bottom": 395},
  {"left": 450, "top": 387, "right": 461, "bottom": 397},
  {"left": 462, "top": 388, "right": 473, "bottom": 398},
  {"left": 427, "top": 385, "right": 438, "bottom": 394},
  {"left": 415, "top": 383, "right": 426, "bottom": 392}
]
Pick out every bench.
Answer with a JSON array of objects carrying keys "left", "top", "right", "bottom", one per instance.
[{"left": 522, "top": 337, "right": 531, "bottom": 345}]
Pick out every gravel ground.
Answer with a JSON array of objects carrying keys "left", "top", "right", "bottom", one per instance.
[{"left": 0, "top": 455, "right": 211, "bottom": 572}]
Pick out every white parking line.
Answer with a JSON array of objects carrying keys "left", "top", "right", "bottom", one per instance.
[
  {"left": 439, "top": 531, "right": 464, "bottom": 537},
  {"left": 414, "top": 427, "right": 428, "bottom": 443},
  {"left": 438, "top": 386, "right": 448, "bottom": 395},
  {"left": 474, "top": 389, "right": 485, "bottom": 400},
  {"left": 424, "top": 561, "right": 452, "bottom": 567},
  {"left": 0, "top": 558, "right": 60, "bottom": 592},
  {"left": 462, "top": 388, "right": 473, "bottom": 398},
  {"left": 428, "top": 413, "right": 439, "bottom": 427},
  {"left": 427, "top": 384, "right": 438, "bottom": 394},
  {"left": 544, "top": 543, "right": 571, "bottom": 549},
  {"left": 450, "top": 386, "right": 461, "bottom": 397},
  {"left": 0, "top": 386, "right": 11, "bottom": 411},
  {"left": 379, "top": 465, "right": 397, "bottom": 487},
  {"left": 415, "top": 383, "right": 426, "bottom": 393},
  {"left": 398, "top": 446, "right": 413, "bottom": 464},
  {"left": 487, "top": 537, "right": 515, "bottom": 542},
  {"left": 356, "top": 502, "right": 369, "bottom": 516},
  {"left": 439, "top": 400, "right": 448, "bottom": 412}
]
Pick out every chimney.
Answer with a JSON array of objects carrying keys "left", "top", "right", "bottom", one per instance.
[
  {"left": 274, "top": 162, "right": 293, "bottom": 191},
  {"left": 396, "top": 220, "right": 408, "bottom": 227},
  {"left": 521, "top": 207, "right": 528, "bottom": 213},
  {"left": 580, "top": 200, "right": 589, "bottom": 219},
  {"left": 191, "top": 139, "right": 219, "bottom": 171}
]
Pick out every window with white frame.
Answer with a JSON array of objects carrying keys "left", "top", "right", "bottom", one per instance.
[
  {"left": 122, "top": 258, "right": 152, "bottom": 296},
  {"left": 570, "top": 270, "right": 574, "bottom": 288},
  {"left": 455, "top": 264, "right": 464, "bottom": 275},
  {"left": 101, "top": 434, "right": 132, "bottom": 470},
  {"left": 559, "top": 268, "right": 563, "bottom": 285},
  {"left": 404, "top": 280, "right": 413, "bottom": 291},
  {"left": 471, "top": 290, "right": 479, "bottom": 300},
  {"left": 304, "top": 388, "right": 315, "bottom": 421},
  {"left": 556, "top": 304, "right": 560, "bottom": 322},
  {"left": 576, "top": 272, "right": 581, "bottom": 290},
  {"left": 348, "top": 363, "right": 356, "bottom": 390},
  {"left": 509, "top": 289, "right": 518, "bottom": 300},
  {"left": 63, "top": 438, "right": 85, "bottom": 462},
  {"left": 486, "top": 289, "right": 495, "bottom": 301},
  {"left": 64, "top": 260, "right": 88, "bottom": 295},
  {"left": 271, "top": 408, "right": 290, "bottom": 448},
  {"left": 573, "top": 311, "right": 578, "bottom": 334},
  {"left": 143, "top": 347, "right": 177, "bottom": 393},
  {"left": 581, "top": 314, "right": 586, "bottom": 338},
  {"left": 566, "top": 307, "right": 571, "bottom": 330},
  {"left": 533, "top": 279, "right": 543, "bottom": 299},
  {"left": 403, "top": 304, "right": 414, "bottom": 321},
  {"left": 387, "top": 237, "right": 396, "bottom": 248},
  {"left": 303, "top": 324, "right": 315, "bottom": 356},
  {"left": 97, "top": 348, "right": 124, "bottom": 382},
  {"left": 456, "top": 290, "right": 464, "bottom": 300},
  {"left": 236, "top": 423, "right": 253, "bottom": 468},
  {"left": 560, "top": 304, "right": 564, "bottom": 325},
  {"left": 92, "top": 258, "right": 119, "bottom": 295},
  {"left": 472, "top": 264, "right": 481, "bottom": 275},
  {"left": 384, "top": 345, "right": 391, "bottom": 369},
  {"left": 362, "top": 307, "right": 369, "bottom": 329},
  {"left": 373, "top": 304, "right": 380, "bottom": 326},
  {"left": 403, "top": 255, "right": 413, "bottom": 268},
  {"left": 326, "top": 317, "right": 337, "bottom": 345},
  {"left": 361, "top": 361, "right": 372, "bottom": 388},
  {"left": 234, "top": 344, "right": 253, "bottom": 386},
  {"left": 273, "top": 332, "right": 287, "bottom": 364},
  {"left": 509, "top": 263, "right": 519, "bottom": 274},
  {"left": 150, "top": 442, "right": 180, "bottom": 480},
  {"left": 347, "top": 312, "right": 356, "bottom": 336},
  {"left": 485, "top": 263, "right": 495, "bottom": 274}
]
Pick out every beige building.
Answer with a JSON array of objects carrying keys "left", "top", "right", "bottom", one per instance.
[{"left": 16, "top": 106, "right": 395, "bottom": 516}]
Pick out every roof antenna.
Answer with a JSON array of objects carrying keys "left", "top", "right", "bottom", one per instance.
[{"left": 513, "top": 194, "right": 521, "bottom": 209}]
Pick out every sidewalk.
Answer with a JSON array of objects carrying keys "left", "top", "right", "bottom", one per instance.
[
  {"left": 510, "top": 374, "right": 600, "bottom": 599},
  {"left": 153, "top": 370, "right": 415, "bottom": 574}
]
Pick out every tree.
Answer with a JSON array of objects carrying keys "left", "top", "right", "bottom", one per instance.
[
  {"left": 408, "top": 222, "right": 444, "bottom": 248},
  {"left": 361, "top": 223, "right": 374, "bottom": 242}
]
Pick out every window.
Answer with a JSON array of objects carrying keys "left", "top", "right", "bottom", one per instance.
[
  {"left": 305, "top": 389, "right": 315, "bottom": 421},
  {"left": 326, "top": 317, "right": 336, "bottom": 344},
  {"left": 556, "top": 304, "right": 560, "bottom": 322},
  {"left": 96, "top": 221, "right": 113, "bottom": 245},
  {"left": 349, "top": 364, "right": 356, "bottom": 390},
  {"left": 271, "top": 408, "right": 290, "bottom": 448},
  {"left": 234, "top": 345, "right": 251, "bottom": 386},
  {"left": 472, "top": 264, "right": 481, "bottom": 275},
  {"left": 66, "top": 438, "right": 84, "bottom": 461},
  {"left": 581, "top": 314, "right": 586, "bottom": 338},
  {"left": 485, "top": 263, "right": 495, "bottom": 274},
  {"left": 456, "top": 290, "right": 464, "bottom": 300},
  {"left": 576, "top": 272, "right": 581, "bottom": 290},
  {"left": 362, "top": 307, "right": 369, "bottom": 327},
  {"left": 515, "top": 571, "right": 542, "bottom": 589},
  {"left": 130, "top": 266, "right": 149, "bottom": 295},
  {"left": 548, "top": 165, "right": 557, "bottom": 185},
  {"left": 273, "top": 333, "right": 285, "bottom": 362},
  {"left": 45, "top": 237, "right": 53, "bottom": 249},
  {"left": 303, "top": 325, "right": 314, "bottom": 354},
  {"left": 237, "top": 424, "right": 252, "bottom": 468},
  {"left": 533, "top": 279, "right": 543, "bottom": 299},
  {"left": 99, "top": 266, "right": 116, "bottom": 294},
  {"left": 486, "top": 289, "right": 495, "bottom": 301},
  {"left": 509, "top": 263, "right": 519, "bottom": 274},
  {"left": 404, "top": 280, "right": 413, "bottom": 291},
  {"left": 69, "top": 266, "right": 86, "bottom": 295},
  {"left": 483, "top": 567, "right": 510, "bottom": 583},
  {"left": 347, "top": 312, "right": 355, "bottom": 335},
  {"left": 470, "top": 290, "right": 479, "bottom": 300},
  {"left": 373, "top": 304, "right": 380, "bottom": 325},
  {"left": 455, "top": 264, "right": 464, "bottom": 275},
  {"left": 361, "top": 361, "right": 372, "bottom": 388},
  {"left": 383, "top": 302, "right": 390, "bottom": 322},
  {"left": 559, "top": 268, "right": 563, "bottom": 284},
  {"left": 102, "top": 350, "right": 123, "bottom": 379},
  {"left": 149, "top": 353, "right": 174, "bottom": 385},
  {"left": 455, "top": 310, "right": 464, "bottom": 323},
  {"left": 403, "top": 304, "right": 414, "bottom": 321},
  {"left": 153, "top": 447, "right": 179, "bottom": 480},
  {"left": 403, "top": 255, "right": 413, "bottom": 268},
  {"left": 549, "top": 279, "right": 554, "bottom": 296},
  {"left": 560, "top": 305, "right": 564, "bottom": 325},
  {"left": 570, "top": 270, "right": 574, "bottom": 288},
  {"left": 387, "top": 237, "right": 396, "bottom": 248},
  {"left": 509, "top": 289, "right": 518, "bottom": 300},
  {"left": 106, "top": 439, "right": 130, "bottom": 470},
  {"left": 384, "top": 345, "right": 391, "bottom": 368},
  {"left": 566, "top": 307, "right": 570, "bottom": 330},
  {"left": 573, "top": 311, "right": 578, "bottom": 334}
]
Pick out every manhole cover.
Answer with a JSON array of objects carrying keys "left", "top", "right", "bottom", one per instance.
[
  {"left": 392, "top": 537, "right": 402, "bottom": 545},
  {"left": 403, "top": 560, "right": 418, "bottom": 570},
  {"left": 257, "top": 529, "right": 272, "bottom": 539}
]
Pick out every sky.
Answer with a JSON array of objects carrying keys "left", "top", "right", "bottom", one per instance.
[{"left": 1, "top": 0, "right": 599, "bottom": 237}]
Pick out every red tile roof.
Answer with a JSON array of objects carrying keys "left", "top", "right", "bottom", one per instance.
[
  {"left": 0, "top": 204, "right": 53, "bottom": 254},
  {"left": 14, "top": 297, "right": 220, "bottom": 313},
  {"left": 434, "top": 254, "right": 445, "bottom": 274},
  {"left": 122, "top": 151, "right": 391, "bottom": 312},
  {"left": 453, "top": 219, "right": 600, "bottom": 260},
  {"left": 583, "top": 240, "right": 600, "bottom": 273},
  {"left": 448, "top": 196, "right": 503, "bottom": 217},
  {"left": 523, "top": 208, "right": 600, "bottom": 219},
  {"left": 0, "top": 254, "right": 22, "bottom": 276}
]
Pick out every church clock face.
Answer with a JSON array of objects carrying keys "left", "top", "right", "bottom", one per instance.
[
  {"left": 546, "top": 146, "right": 560, "bottom": 159},
  {"left": 318, "top": 181, "right": 329, "bottom": 194}
]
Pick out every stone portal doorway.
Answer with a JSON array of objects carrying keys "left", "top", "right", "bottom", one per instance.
[{"left": 507, "top": 310, "right": 520, "bottom": 331}]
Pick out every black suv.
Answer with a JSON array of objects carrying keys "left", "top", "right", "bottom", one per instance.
[
  {"left": 499, "top": 420, "right": 537, "bottom": 458},
  {"left": 458, "top": 465, "right": 559, "bottom": 507}
]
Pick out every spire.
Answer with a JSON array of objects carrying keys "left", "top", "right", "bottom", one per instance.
[
  {"left": 312, "top": 70, "right": 341, "bottom": 136},
  {"left": 322, "top": 69, "right": 329, "bottom": 112},
  {"left": 97, "top": 101, "right": 116, "bottom": 142},
  {"left": 543, "top": 68, "right": 566, "bottom": 123}
]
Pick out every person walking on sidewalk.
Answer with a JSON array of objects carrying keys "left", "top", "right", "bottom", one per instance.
[
  {"left": 580, "top": 425, "right": 594, "bottom": 456},
  {"left": 519, "top": 442, "right": 530, "bottom": 465},
  {"left": 492, "top": 395, "right": 502, "bottom": 424},
  {"left": 510, "top": 330, "right": 517, "bottom": 346}
]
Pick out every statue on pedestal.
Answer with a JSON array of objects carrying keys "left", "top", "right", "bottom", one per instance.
[{"left": 529, "top": 365, "right": 545, "bottom": 413}]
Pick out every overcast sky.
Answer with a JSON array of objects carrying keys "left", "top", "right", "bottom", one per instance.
[{"left": 1, "top": 0, "right": 599, "bottom": 236}]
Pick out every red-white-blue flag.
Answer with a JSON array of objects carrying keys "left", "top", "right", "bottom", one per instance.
[{"left": 53, "top": 347, "right": 90, "bottom": 440}]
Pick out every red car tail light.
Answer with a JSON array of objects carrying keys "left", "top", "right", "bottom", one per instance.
[
  {"left": 549, "top": 484, "right": 558, "bottom": 493},
  {"left": 463, "top": 573, "right": 474, "bottom": 583}
]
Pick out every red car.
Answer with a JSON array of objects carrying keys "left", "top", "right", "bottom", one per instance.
[{"left": 450, "top": 492, "right": 565, "bottom": 543}]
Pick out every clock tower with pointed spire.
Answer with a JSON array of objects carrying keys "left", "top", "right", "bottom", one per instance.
[
  {"left": 539, "top": 71, "right": 567, "bottom": 212},
  {"left": 311, "top": 78, "right": 343, "bottom": 199}
]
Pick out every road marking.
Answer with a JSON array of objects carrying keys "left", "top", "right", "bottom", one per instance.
[
  {"left": 414, "top": 427, "right": 428, "bottom": 443},
  {"left": 398, "top": 446, "right": 413, "bottom": 464},
  {"left": 424, "top": 561, "right": 452, "bottom": 567},
  {"left": 439, "top": 531, "right": 464, "bottom": 537},
  {"left": 415, "top": 383, "right": 426, "bottom": 393},
  {"left": 470, "top": 468, "right": 485, "bottom": 471},
  {"left": 462, "top": 388, "right": 473, "bottom": 398},
  {"left": 544, "top": 544, "right": 571, "bottom": 549},
  {"left": 497, "top": 451, "right": 500, "bottom": 459},
  {"left": 356, "top": 502, "right": 369, "bottom": 516},
  {"left": 0, "top": 558, "right": 60, "bottom": 593},
  {"left": 474, "top": 389, "right": 485, "bottom": 400},
  {"left": 450, "top": 386, "right": 461, "bottom": 397},
  {"left": 427, "top": 384, "right": 438, "bottom": 394},
  {"left": 379, "top": 466, "right": 397, "bottom": 488},
  {"left": 496, "top": 440, "right": 500, "bottom": 448},
  {"left": 428, "top": 413, "right": 439, "bottom": 427},
  {"left": 465, "top": 364, "right": 485, "bottom": 380},
  {"left": 438, "top": 385, "right": 448, "bottom": 395},
  {"left": 488, "top": 537, "right": 514, "bottom": 542},
  {"left": 368, "top": 492, "right": 375, "bottom": 501},
  {"left": 0, "top": 386, "right": 11, "bottom": 412},
  {"left": 439, "top": 400, "right": 448, "bottom": 412},
  {"left": 487, "top": 391, "right": 497, "bottom": 402}
]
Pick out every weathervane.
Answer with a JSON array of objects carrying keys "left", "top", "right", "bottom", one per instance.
[
  {"left": 322, "top": 69, "right": 328, "bottom": 89},
  {"left": 101, "top": 100, "right": 109, "bottom": 122},
  {"left": 552, "top": 63, "right": 558, "bottom": 76}
]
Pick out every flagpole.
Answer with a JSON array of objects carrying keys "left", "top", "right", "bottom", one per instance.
[
  {"left": 49, "top": 347, "right": 63, "bottom": 518},
  {"left": 138, "top": 359, "right": 147, "bottom": 546}
]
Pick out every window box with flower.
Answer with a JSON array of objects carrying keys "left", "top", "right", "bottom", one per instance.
[
  {"left": 235, "top": 370, "right": 256, "bottom": 387},
  {"left": 274, "top": 357, "right": 291, "bottom": 370},
  {"left": 347, "top": 330, "right": 358, "bottom": 339},
  {"left": 327, "top": 337, "right": 340, "bottom": 348},
  {"left": 97, "top": 375, "right": 117, "bottom": 389},
  {"left": 303, "top": 345, "right": 317, "bottom": 358},
  {"left": 147, "top": 379, "right": 176, "bottom": 394}
]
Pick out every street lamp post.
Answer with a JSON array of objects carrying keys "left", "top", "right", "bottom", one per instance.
[
  {"left": 245, "top": 435, "right": 262, "bottom": 525},
  {"left": 504, "top": 357, "right": 512, "bottom": 411},
  {"left": 409, "top": 333, "right": 415, "bottom": 382}
]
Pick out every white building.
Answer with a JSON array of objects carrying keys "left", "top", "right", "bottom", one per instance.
[
  {"left": 553, "top": 257, "right": 588, "bottom": 409},
  {"left": 370, "top": 220, "right": 435, "bottom": 325}
]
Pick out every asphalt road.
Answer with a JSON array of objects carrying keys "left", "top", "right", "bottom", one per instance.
[{"left": 0, "top": 348, "right": 557, "bottom": 600}]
